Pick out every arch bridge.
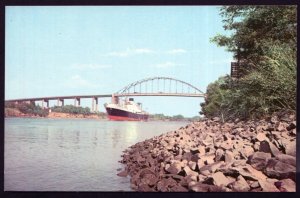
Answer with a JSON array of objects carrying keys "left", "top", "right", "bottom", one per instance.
[
  {"left": 114, "top": 77, "right": 206, "bottom": 97},
  {"left": 5, "top": 77, "right": 206, "bottom": 112}
]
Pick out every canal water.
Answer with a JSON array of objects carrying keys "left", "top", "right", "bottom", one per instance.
[{"left": 4, "top": 118, "right": 188, "bottom": 191}]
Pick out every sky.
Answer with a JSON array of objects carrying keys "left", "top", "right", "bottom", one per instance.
[{"left": 5, "top": 6, "right": 233, "bottom": 117}]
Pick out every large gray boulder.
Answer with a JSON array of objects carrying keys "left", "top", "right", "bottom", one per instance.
[
  {"left": 258, "top": 179, "right": 280, "bottom": 192},
  {"left": 166, "top": 162, "right": 182, "bottom": 174},
  {"left": 264, "top": 158, "right": 296, "bottom": 181},
  {"left": 259, "top": 140, "right": 281, "bottom": 157},
  {"left": 259, "top": 140, "right": 272, "bottom": 153},
  {"left": 201, "top": 153, "right": 215, "bottom": 165},
  {"left": 170, "top": 185, "right": 189, "bottom": 192},
  {"left": 256, "top": 132, "right": 268, "bottom": 142},
  {"left": 188, "top": 161, "right": 197, "bottom": 170},
  {"left": 137, "top": 183, "right": 155, "bottom": 192},
  {"left": 249, "top": 152, "right": 271, "bottom": 171},
  {"left": 211, "top": 172, "right": 231, "bottom": 187},
  {"left": 230, "top": 175, "right": 250, "bottom": 192},
  {"left": 117, "top": 170, "right": 128, "bottom": 177},
  {"left": 220, "top": 140, "right": 233, "bottom": 150},
  {"left": 284, "top": 140, "right": 296, "bottom": 157},
  {"left": 277, "top": 122, "right": 289, "bottom": 132},
  {"left": 275, "top": 154, "right": 296, "bottom": 167},
  {"left": 157, "top": 177, "right": 177, "bottom": 192},
  {"left": 189, "top": 183, "right": 224, "bottom": 192},
  {"left": 224, "top": 150, "right": 234, "bottom": 163},
  {"left": 183, "top": 166, "right": 199, "bottom": 177},
  {"left": 275, "top": 178, "right": 296, "bottom": 192},
  {"left": 240, "top": 145, "right": 254, "bottom": 158},
  {"left": 215, "top": 148, "right": 224, "bottom": 162},
  {"left": 199, "top": 161, "right": 224, "bottom": 175},
  {"left": 232, "top": 164, "right": 268, "bottom": 181}
]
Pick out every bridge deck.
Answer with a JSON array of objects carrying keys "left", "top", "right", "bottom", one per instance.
[
  {"left": 5, "top": 93, "right": 205, "bottom": 102},
  {"left": 5, "top": 94, "right": 112, "bottom": 102},
  {"left": 114, "top": 93, "right": 205, "bottom": 97},
  {"left": 5, "top": 77, "right": 207, "bottom": 103}
]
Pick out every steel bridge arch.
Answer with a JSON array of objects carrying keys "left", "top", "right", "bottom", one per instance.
[{"left": 116, "top": 77, "right": 205, "bottom": 95}]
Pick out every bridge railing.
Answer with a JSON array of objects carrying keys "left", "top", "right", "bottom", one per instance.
[{"left": 117, "top": 76, "right": 205, "bottom": 96}]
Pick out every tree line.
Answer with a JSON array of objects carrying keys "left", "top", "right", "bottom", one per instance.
[
  {"left": 5, "top": 102, "right": 93, "bottom": 117},
  {"left": 51, "top": 105, "right": 92, "bottom": 115},
  {"left": 5, "top": 102, "right": 195, "bottom": 121},
  {"left": 200, "top": 6, "right": 296, "bottom": 121},
  {"left": 5, "top": 102, "right": 49, "bottom": 117},
  {"left": 149, "top": 114, "right": 200, "bottom": 121}
]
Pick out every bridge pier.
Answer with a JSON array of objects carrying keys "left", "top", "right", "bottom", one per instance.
[
  {"left": 5, "top": 77, "right": 207, "bottom": 112},
  {"left": 92, "top": 97, "right": 98, "bottom": 112},
  {"left": 42, "top": 99, "right": 49, "bottom": 109},
  {"left": 25, "top": 100, "right": 35, "bottom": 105},
  {"left": 57, "top": 98, "right": 64, "bottom": 106},
  {"left": 74, "top": 98, "right": 81, "bottom": 107}
]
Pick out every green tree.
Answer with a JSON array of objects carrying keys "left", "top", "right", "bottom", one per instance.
[
  {"left": 5, "top": 102, "right": 16, "bottom": 108},
  {"left": 171, "top": 114, "right": 185, "bottom": 120},
  {"left": 51, "top": 105, "right": 91, "bottom": 115},
  {"left": 201, "top": 6, "right": 296, "bottom": 121},
  {"left": 201, "top": 43, "right": 296, "bottom": 121},
  {"left": 211, "top": 5, "right": 296, "bottom": 74},
  {"left": 11, "top": 102, "right": 49, "bottom": 117}
]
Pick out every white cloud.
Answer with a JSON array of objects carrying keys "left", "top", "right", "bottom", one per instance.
[
  {"left": 154, "top": 62, "right": 182, "bottom": 68},
  {"left": 104, "top": 48, "right": 155, "bottom": 57},
  {"left": 102, "top": 48, "right": 188, "bottom": 57},
  {"left": 190, "top": 49, "right": 204, "bottom": 53},
  {"left": 134, "top": 48, "right": 154, "bottom": 54},
  {"left": 72, "top": 63, "right": 111, "bottom": 70},
  {"left": 65, "top": 75, "right": 98, "bottom": 88},
  {"left": 166, "top": 48, "right": 187, "bottom": 54}
]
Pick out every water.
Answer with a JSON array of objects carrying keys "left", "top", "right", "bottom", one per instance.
[{"left": 4, "top": 117, "right": 188, "bottom": 191}]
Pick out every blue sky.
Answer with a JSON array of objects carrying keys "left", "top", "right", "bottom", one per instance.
[{"left": 5, "top": 6, "right": 232, "bottom": 117}]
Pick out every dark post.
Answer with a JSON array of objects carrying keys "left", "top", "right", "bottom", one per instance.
[{"left": 231, "top": 62, "right": 240, "bottom": 79}]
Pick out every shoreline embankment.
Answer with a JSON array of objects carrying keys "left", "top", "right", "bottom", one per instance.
[
  {"left": 5, "top": 108, "right": 195, "bottom": 121},
  {"left": 117, "top": 112, "right": 296, "bottom": 192},
  {"left": 5, "top": 108, "right": 105, "bottom": 119}
]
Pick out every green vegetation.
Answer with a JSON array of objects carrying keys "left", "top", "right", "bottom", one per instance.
[
  {"left": 149, "top": 114, "right": 200, "bottom": 121},
  {"left": 5, "top": 102, "right": 49, "bottom": 117},
  {"left": 201, "top": 6, "right": 296, "bottom": 121},
  {"left": 51, "top": 105, "right": 106, "bottom": 118},
  {"left": 94, "top": 111, "right": 107, "bottom": 118},
  {"left": 51, "top": 105, "right": 91, "bottom": 115},
  {"left": 5, "top": 102, "right": 107, "bottom": 118},
  {"left": 5, "top": 101, "right": 199, "bottom": 121}
]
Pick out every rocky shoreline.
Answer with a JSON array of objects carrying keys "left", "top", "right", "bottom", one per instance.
[{"left": 117, "top": 113, "right": 296, "bottom": 192}]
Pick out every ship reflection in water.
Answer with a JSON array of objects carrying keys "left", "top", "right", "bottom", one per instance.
[
  {"left": 124, "top": 121, "right": 138, "bottom": 141},
  {"left": 110, "top": 122, "right": 137, "bottom": 148}
]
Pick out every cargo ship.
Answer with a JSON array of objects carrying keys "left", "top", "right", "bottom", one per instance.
[{"left": 104, "top": 97, "right": 149, "bottom": 121}]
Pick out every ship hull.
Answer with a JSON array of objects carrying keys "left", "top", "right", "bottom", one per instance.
[{"left": 105, "top": 107, "right": 148, "bottom": 121}]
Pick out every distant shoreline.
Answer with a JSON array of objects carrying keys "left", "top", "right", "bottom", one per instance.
[
  {"left": 5, "top": 108, "right": 106, "bottom": 120},
  {"left": 5, "top": 108, "right": 195, "bottom": 122}
]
